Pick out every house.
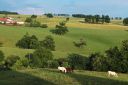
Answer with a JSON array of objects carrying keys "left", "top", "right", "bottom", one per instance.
[
  {"left": 0, "top": 17, "right": 25, "bottom": 25},
  {"left": 0, "top": 17, "right": 17, "bottom": 24}
]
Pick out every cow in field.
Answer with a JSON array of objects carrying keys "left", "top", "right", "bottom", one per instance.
[
  {"left": 58, "top": 66, "right": 74, "bottom": 73},
  {"left": 108, "top": 71, "right": 118, "bottom": 77}
]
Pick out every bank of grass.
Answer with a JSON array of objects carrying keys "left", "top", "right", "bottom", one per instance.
[
  {"left": 0, "top": 25, "right": 128, "bottom": 58},
  {"left": 0, "top": 68, "right": 128, "bottom": 85}
]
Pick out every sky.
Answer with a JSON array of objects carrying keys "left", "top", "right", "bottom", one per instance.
[{"left": 0, "top": 0, "right": 128, "bottom": 17}]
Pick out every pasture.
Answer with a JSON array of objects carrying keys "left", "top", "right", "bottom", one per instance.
[
  {"left": 0, "top": 14, "right": 128, "bottom": 85},
  {"left": 0, "top": 69, "right": 128, "bottom": 85}
]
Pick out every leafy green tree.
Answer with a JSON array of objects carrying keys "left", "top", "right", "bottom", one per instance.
[
  {"left": 4, "top": 55, "right": 20, "bottom": 68},
  {"left": 104, "top": 15, "right": 110, "bottom": 23},
  {"left": 16, "top": 33, "right": 39, "bottom": 49},
  {"left": 51, "top": 22, "right": 68, "bottom": 35},
  {"left": 45, "top": 13, "right": 53, "bottom": 18},
  {"left": 40, "top": 35, "right": 55, "bottom": 51},
  {"left": 31, "top": 47, "right": 53, "bottom": 68},
  {"left": 0, "top": 50, "right": 5, "bottom": 63},
  {"left": 123, "top": 18, "right": 128, "bottom": 26},
  {"left": 31, "top": 15, "right": 37, "bottom": 18},
  {"left": 68, "top": 53, "right": 87, "bottom": 70},
  {"left": 25, "top": 17, "right": 32, "bottom": 23}
]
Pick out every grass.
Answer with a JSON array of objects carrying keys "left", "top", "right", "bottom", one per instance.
[
  {"left": 0, "top": 69, "right": 128, "bottom": 85},
  {"left": 0, "top": 14, "right": 128, "bottom": 85},
  {"left": 0, "top": 24, "right": 128, "bottom": 58}
]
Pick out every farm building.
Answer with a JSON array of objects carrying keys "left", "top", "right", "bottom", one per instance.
[{"left": 0, "top": 17, "right": 24, "bottom": 25}]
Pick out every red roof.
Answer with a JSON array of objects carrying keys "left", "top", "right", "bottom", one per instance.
[{"left": 0, "top": 18, "right": 8, "bottom": 21}]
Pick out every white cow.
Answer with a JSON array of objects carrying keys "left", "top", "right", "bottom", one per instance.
[
  {"left": 58, "top": 66, "right": 67, "bottom": 73},
  {"left": 108, "top": 71, "right": 118, "bottom": 77}
]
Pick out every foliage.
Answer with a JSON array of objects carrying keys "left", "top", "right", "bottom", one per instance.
[
  {"left": 73, "top": 38, "right": 86, "bottom": 48},
  {"left": 68, "top": 53, "right": 87, "bottom": 70},
  {"left": 30, "top": 20, "right": 41, "bottom": 27},
  {"left": 16, "top": 33, "right": 40, "bottom": 49},
  {"left": 0, "top": 50, "right": 5, "bottom": 63},
  {"left": 40, "top": 35, "right": 55, "bottom": 51},
  {"left": 123, "top": 18, "right": 128, "bottom": 26},
  {"left": 51, "top": 22, "right": 68, "bottom": 35},
  {"left": 31, "top": 47, "right": 53, "bottom": 68},
  {"left": 40, "top": 24, "right": 48, "bottom": 28},
  {"left": 25, "top": 17, "right": 32, "bottom": 23},
  {"left": 31, "top": 15, "right": 37, "bottom": 18},
  {"left": 4, "top": 55, "right": 20, "bottom": 68},
  {"left": 47, "top": 60, "right": 59, "bottom": 68},
  {"left": 44, "top": 13, "right": 53, "bottom": 18}
]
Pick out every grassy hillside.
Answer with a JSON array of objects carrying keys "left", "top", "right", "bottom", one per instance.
[
  {"left": 0, "top": 69, "right": 128, "bottom": 85},
  {"left": 0, "top": 25, "right": 128, "bottom": 58}
]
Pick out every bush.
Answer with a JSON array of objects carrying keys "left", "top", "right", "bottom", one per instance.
[
  {"left": 16, "top": 33, "right": 40, "bottom": 49},
  {"left": 30, "top": 20, "right": 41, "bottom": 27},
  {"left": 47, "top": 60, "right": 59, "bottom": 68},
  {"left": 45, "top": 13, "right": 53, "bottom": 18},
  {"left": 4, "top": 55, "right": 20, "bottom": 69},
  {"left": 25, "top": 17, "right": 32, "bottom": 23},
  {"left": 123, "top": 18, "right": 128, "bottom": 26},
  {"left": 51, "top": 22, "right": 68, "bottom": 35},
  {"left": 68, "top": 53, "right": 87, "bottom": 70},
  {"left": 87, "top": 53, "right": 108, "bottom": 71},
  {"left": 0, "top": 50, "right": 5, "bottom": 63},
  {"left": 40, "top": 24, "right": 48, "bottom": 28},
  {"left": 31, "top": 15, "right": 37, "bottom": 18},
  {"left": 31, "top": 47, "right": 53, "bottom": 68},
  {"left": 40, "top": 35, "right": 55, "bottom": 51},
  {"left": 73, "top": 38, "right": 86, "bottom": 48}
]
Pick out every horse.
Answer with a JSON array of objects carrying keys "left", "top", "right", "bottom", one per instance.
[
  {"left": 58, "top": 66, "right": 67, "bottom": 73},
  {"left": 108, "top": 71, "right": 118, "bottom": 77}
]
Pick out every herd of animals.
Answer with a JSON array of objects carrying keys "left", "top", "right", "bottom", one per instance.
[{"left": 58, "top": 66, "right": 118, "bottom": 77}]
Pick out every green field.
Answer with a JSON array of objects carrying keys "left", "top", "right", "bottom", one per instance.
[
  {"left": 0, "top": 69, "right": 128, "bottom": 85},
  {"left": 0, "top": 14, "right": 128, "bottom": 85}
]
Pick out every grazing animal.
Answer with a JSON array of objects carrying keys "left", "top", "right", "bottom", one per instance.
[
  {"left": 108, "top": 71, "right": 118, "bottom": 77},
  {"left": 65, "top": 67, "right": 73, "bottom": 73},
  {"left": 58, "top": 66, "right": 67, "bottom": 73}
]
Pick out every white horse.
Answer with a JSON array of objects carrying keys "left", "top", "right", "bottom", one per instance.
[
  {"left": 108, "top": 71, "right": 118, "bottom": 77},
  {"left": 58, "top": 66, "right": 67, "bottom": 73}
]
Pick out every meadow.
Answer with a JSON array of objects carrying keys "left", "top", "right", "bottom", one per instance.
[{"left": 0, "top": 14, "right": 128, "bottom": 85}]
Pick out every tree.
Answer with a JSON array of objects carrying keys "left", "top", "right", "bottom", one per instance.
[
  {"left": 66, "top": 17, "right": 70, "bottom": 22},
  {"left": 73, "top": 38, "right": 86, "bottom": 48},
  {"left": 45, "top": 13, "right": 53, "bottom": 18},
  {"left": 16, "top": 33, "right": 39, "bottom": 49},
  {"left": 4, "top": 55, "right": 20, "bottom": 69},
  {"left": 25, "top": 17, "right": 32, "bottom": 23},
  {"left": 68, "top": 53, "right": 87, "bottom": 70},
  {"left": 104, "top": 15, "right": 110, "bottom": 23},
  {"left": 31, "top": 47, "right": 53, "bottom": 68},
  {"left": 31, "top": 15, "right": 37, "bottom": 18},
  {"left": 123, "top": 18, "right": 128, "bottom": 26},
  {"left": 51, "top": 22, "right": 68, "bottom": 35},
  {"left": 0, "top": 50, "right": 5, "bottom": 63},
  {"left": 30, "top": 20, "right": 41, "bottom": 27},
  {"left": 40, "top": 35, "right": 55, "bottom": 51}
]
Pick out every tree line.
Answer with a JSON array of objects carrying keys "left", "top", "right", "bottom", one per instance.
[
  {"left": 0, "top": 11, "right": 18, "bottom": 15},
  {"left": 72, "top": 14, "right": 110, "bottom": 24}
]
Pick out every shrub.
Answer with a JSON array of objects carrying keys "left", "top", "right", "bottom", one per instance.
[
  {"left": 47, "top": 60, "right": 59, "bottom": 68},
  {"left": 31, "top": 15, "right": 37, "bottom": 18},
  {"left": 0, "top": 50, "right": 5, "bottom": 63},
  {"left": 68, "top": 53, "right": 87, "bottom": 70},
  {"left": 123, "top": 18, "right": 128, "bottom": 26},
  {"left": 40, "top": 35, "right": 55, "bottom": 51},
  {"left": 30, "top": 20, "right": 41, "bottom": 27},
  {"left": 45, "top": 13, "right": 53, "bottom": 18},
  {"left": 4, "top": 55, "right": 20, "bottom": 69},
  {"left": 73, "top": 38, "right": 86, "bottom": 48},
  {"left": 31, "top": 47, "right": 53, "bottom": 68},
  {"left": 25, "top": 17, "right": 32, "bottom": 23},
  {"left": 16, "top": 33, "right": 40, "bottom": 49},
  {"left": 51, "top": 22, "right": 68, "bottom": 35},
  {"left": 40, "top": 24, "right": 48, "bottom": 28}
]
